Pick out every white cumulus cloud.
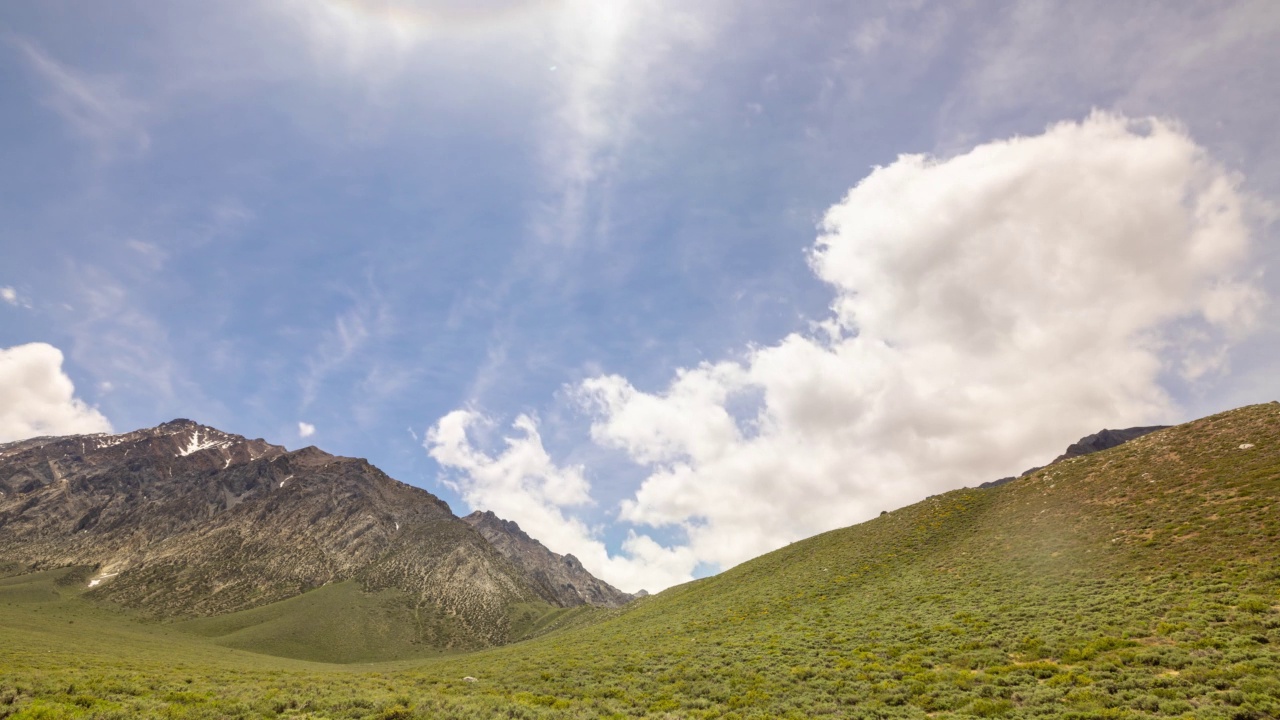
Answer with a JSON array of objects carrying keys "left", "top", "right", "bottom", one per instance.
[
  {"left": 576, "top": 112, "right": 1263, "bottom": 585},
  {"left": 298, "top": 421, "right": 316, "bottom": 439},
  {"left": 1, "top": 287, "right": 18, "bottom": 306},
  {"left": 427, "top": 410, "right": 696, "bottom": 593},
  {"left": 0, "top": 343, "right": 112, "bottom": 443},
  {"left": 429, "top": 113, "right": 1264, "bottom": 593}
]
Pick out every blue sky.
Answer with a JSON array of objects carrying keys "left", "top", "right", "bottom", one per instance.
[{"left": 2, "top": 1, "right": 1278, "bottom": 592}]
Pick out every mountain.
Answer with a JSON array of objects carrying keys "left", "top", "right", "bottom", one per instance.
[
  {"left": 0, "top": 402, "right": 1276, "bottom": 717},
  {"left": 0, "top": 419, "right": 620, "bottom": 653},
  {"left": 977, "top": 423, "right": 1169, "bottom": 488},
  {"left": 463, "top": 510, "right": 636, "bottom": 608}
]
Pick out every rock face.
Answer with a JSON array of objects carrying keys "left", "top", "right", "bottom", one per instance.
[
  {"left": 978, "top": 425, "right": 1170, "bottom": 489},
  {"left": 1053, "top": 426, "right": 1169, "bottom": 462},
  {"left": 463, "top": 510, "right": 636, "bottom": 608},
  {"left": 0, "top": 420, "right": 623, "bottom": 646}
]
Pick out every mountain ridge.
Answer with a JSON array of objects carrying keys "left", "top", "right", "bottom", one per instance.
[
  {"left": 463, "top": 509, "right": 637, "bottom": 608},
  {"left": 977, "top": 423, "right": 1170, "bottom": 489}
]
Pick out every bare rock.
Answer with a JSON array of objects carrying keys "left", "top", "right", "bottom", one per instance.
[{"left": 462, "top": 510, "right": 637, "bottom": 608}]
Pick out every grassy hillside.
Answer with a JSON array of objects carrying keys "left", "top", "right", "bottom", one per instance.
[
  {"left": 1, "top": 403, "right": 1277, "bottom": 719},
  {"left": 175, "top": 586, "right": 597, "bottom": 664},
  {"left": 176, "top": 581, "right": 468, "bottom": 664}
]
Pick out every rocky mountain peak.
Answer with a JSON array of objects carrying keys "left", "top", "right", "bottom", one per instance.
[{"left": 466, "top": 510, "right": 534, "bottom": 542}]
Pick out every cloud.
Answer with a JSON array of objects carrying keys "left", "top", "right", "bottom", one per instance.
[
  {"left": 10, "top": 37, "right": 149, "bottom": 159},
  {"left": 0, "top": 343, "right": 112, "bottom": 443},
  {"left": 576, "top": 113, "right": 1264, "bottom": 584},
  {"left": 280, "top": 0, "right": 421, "bottom": 75},
  {"left": 300, "top": 302, "right": 376, "bottom": 408},
  {"left": 125, "top": 240, "right": 168, "bottom": 272},
  {"left": 852, "top": 17, "right": 889, "bottom": 55},
  {"left": 533, "top": 1, "right": 712, "bottom": 247},
  {"left": 0, "top": 286, "right": 34, "bottom": 311},
  {"left": 935, "top": 1, "right": 1280, "bottom": 197},
  {"left": 64, "top": 263, "right": 180, "bottom": 403},
  {"left": 298, "top": 421, "right": 316, "bottom": 438},
  {"left": 275, "top": 0, "right": 541, "bottom": 77},
  {"left": 427, "top": 410, "right": 696, "bottom": 593}
]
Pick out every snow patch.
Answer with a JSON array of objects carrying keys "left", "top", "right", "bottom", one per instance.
[
  {"left": 1239, "top": 443, "right": 1255, "bottom": 450},
  {"left": 279, "top": 474, "right": 294, "bottom": 488},
  {"left": 87, "top": 571, "right": 119, "bottom": 588},
  {"left": 176, "top": 427, "right": 232, "bottom": 457},
  {"left": 89, "top": 430, "right": 144, "bottom": 451}
]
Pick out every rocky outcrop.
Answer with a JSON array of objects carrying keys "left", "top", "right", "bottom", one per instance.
[
  {"left": 1054, "top": 426, "right": 1169, "bottom": 462},
  {"left": 977, "top": 425, "right": 1170, "bottom": 489},
  {"left": 463, "top": 510, "right": 636, "bottom": 608}
]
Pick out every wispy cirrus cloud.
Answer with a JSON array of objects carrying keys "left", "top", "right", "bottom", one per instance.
[
  {"left": 532, "top": 2, "right": 714, "bottom": 248},
  {"left": 936, "top": 1, "right": 1280, "bottom": 171},
  {"left": 62, "top": 263, "right": 180, "bottom": 405},
  {"left": 276, "top": 0, "right": 552, "bottom": 76},
  {"left": 299, "top": 280, "right": 399, "bottom": 413},
  {"left": 10, "top": 37, "right": 150, "bottom": 160},
  {"left": 301, "top": 305, "right": 372, "bottom": 408}
]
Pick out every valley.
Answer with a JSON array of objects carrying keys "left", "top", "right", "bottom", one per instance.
[{"left": 1, "top": 403, "right": 1278, "bottom": 719}]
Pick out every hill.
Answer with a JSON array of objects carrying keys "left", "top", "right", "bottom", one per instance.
[{"left": 0, "top": 402, "right": 1276, "bottom": 719}]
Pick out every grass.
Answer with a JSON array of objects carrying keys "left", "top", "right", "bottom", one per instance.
[
  {"left": 1, "top": 402, "right": 1278, "bottom": 719},
  {"left": 177, "top": 581, "right": 465, "bottom": 664}
]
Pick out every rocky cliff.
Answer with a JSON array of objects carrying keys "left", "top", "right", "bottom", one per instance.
[{"left": 463, "top": 510, "right": 637, "bottom": 608}]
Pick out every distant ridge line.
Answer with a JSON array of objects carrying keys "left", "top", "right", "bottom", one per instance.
[{"left": 977, "top": 424, "right": 1170, "bottom": 489}]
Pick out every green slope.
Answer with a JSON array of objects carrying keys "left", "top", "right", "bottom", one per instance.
[
  {"left": 174, "top": 584, "right": 590, "bottom": 663},
  {"left": 1, "top": 403, "right": 1277, "bottom": 719},
  {"left": 176, "top": 581, "right": 467, "bottom": 663}
]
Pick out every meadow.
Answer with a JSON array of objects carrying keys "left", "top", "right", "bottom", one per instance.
[{"left": 2, "top": 403, "right": 1278, "bottom": 719}]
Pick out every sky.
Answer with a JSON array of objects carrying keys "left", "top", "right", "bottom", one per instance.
[{"left": 2, "top": 1, "right": 1279, "bottom": 593}]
